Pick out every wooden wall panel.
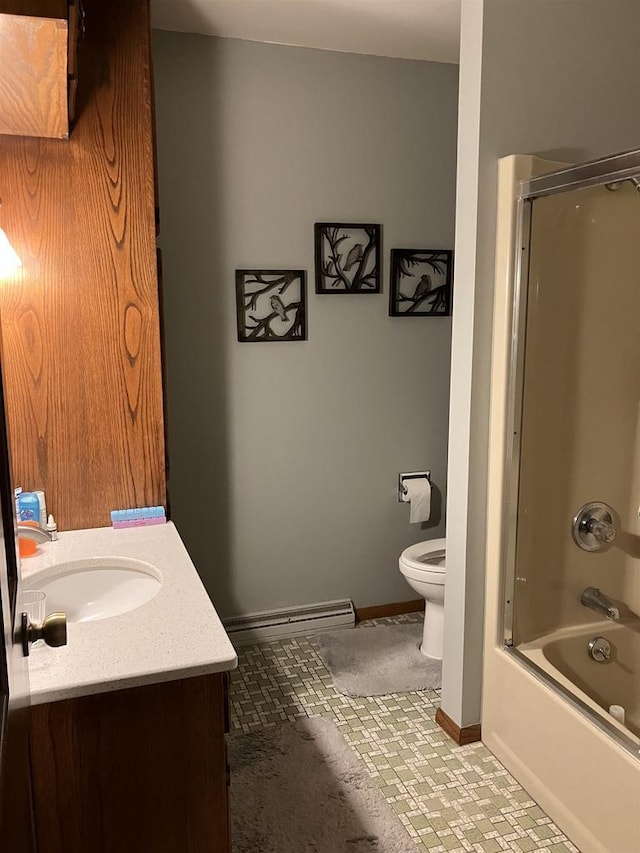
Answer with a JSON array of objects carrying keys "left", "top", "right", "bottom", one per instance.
[
  {"left": 0, "top": 0, "right": 166, "bottom": 530},
  {"left": 0, "top": 13, "right": 68, "bottom": 139}
]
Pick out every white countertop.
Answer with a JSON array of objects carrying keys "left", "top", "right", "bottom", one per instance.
[{"left": 21, "top": 522, "right": 238, "bottom": 705}]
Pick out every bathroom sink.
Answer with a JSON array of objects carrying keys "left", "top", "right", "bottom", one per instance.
[{"left": 26, "top": 557, "right": 163, "bottom": 623}]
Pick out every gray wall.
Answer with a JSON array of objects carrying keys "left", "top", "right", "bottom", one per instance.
[
  {"left": 152, "top": 33, "right": 459, "bottom": 617},
  {"left": 444, "top": 0, "right": 640, "bottom": 727}
]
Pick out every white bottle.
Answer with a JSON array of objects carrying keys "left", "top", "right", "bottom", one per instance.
[
  {"left": 609, "top": 704, "right": 625, "bottom": 725},
  {"left": 46, "top": 514, "right": 58, "bottom": 541}
]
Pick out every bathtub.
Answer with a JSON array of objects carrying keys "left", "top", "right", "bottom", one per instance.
[{"left": 518, "top": 621, "right": 640, "bottom": 752}]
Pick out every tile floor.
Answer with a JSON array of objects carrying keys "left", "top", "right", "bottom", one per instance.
[{"left": 229, "top": 613, "right": 580, "bottom": 853}]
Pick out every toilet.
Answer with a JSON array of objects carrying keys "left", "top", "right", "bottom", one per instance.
[{"left": 398, "top": 538, "right": 446, "bottom": 660}]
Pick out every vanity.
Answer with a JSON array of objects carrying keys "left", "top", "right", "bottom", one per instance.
[{"left": 22, "top": 523, "right": 237, "bottom": 853}]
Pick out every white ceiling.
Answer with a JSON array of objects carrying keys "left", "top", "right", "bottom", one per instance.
[{"left": 151, "top": 0, "right": 461, "bottom": 64}]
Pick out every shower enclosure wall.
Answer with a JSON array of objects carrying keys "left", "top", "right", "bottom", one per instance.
[{"left": 483, "top": 153, "right": 640, "bottom": 853}]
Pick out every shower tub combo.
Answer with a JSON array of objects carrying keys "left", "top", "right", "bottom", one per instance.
[{"left": 484, "top": 151, "right": 640, "bottom": 853}]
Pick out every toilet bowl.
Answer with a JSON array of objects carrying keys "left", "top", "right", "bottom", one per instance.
[{"left": 398, "top": 537, "right": 446, "bottom": 660}]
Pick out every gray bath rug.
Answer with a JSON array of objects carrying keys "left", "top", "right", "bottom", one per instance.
[
  {"left": 316, "top": 622, "right": 441, "bottom": 697},
  {"left": 229, "top": 716, "right": 415, "bottom": 853}
]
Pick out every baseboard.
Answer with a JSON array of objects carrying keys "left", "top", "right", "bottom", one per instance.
[
  {"left": 224, "top": 599, "right": 355, "bottom": 644},
  {"left": 355, "top": 599, "right": 425, "bottom": 622},
  {"left": 435, "top": 708, "right": 482, "bottom": 746}
]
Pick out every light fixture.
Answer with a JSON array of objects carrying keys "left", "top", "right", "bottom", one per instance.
[{"left": 0, "top": 199, "right": 22, "bottom": 277}]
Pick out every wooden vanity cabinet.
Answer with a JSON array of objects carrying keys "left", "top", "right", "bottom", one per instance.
[{"left": 29, "top": 673, "right": 231, "bottom": 853}]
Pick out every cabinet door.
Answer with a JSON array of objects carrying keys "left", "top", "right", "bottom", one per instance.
[
  {"left": 31, "top": 674, "right": 229, "bottom": 853},
  {"left": 0, "top": 8, "right": 70, "bottom": 138}
]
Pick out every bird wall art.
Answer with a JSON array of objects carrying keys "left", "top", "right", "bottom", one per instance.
[
  {"left": 389, "top": 249, "right": 453, "bottom": 316},
  {"left": 314, "top": 223, "right": 381, "bottom": 293},
  {"left": 235, "top": 270, "right": 307, "bottom": 342}
]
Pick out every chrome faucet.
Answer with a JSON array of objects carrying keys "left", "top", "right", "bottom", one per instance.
[
  {"left": 17, "top": 523, "right": 55, "bottom": 543},
  {"left": 580, "top": 587, "right": 620, "bottom": 621}
]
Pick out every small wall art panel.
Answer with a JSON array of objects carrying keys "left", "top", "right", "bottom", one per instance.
[
  {"left": 314, "top": 223, "right": 381, "bottom": 293},
  {"left": 236, "top": 270, "right": 307, "bottom": 342},
  {"left": 389, "top": 249, "right": 453, "bottom": 316}
]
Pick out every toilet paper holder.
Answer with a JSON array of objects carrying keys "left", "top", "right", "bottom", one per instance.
[{"left": 398, "top": 471, "right": 431, "bottom": 502}]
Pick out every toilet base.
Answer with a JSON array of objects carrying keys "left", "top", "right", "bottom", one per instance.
[{"left": 420, "top": 599, "right": 444, "bottom": 660}]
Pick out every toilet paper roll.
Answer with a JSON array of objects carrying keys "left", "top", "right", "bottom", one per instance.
[{"left": 402, "top": 478, "right": 431, "bottom": 524}]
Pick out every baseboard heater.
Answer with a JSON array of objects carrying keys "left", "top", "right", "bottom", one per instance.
[{"left": 223, "top": 598, "right": 355, "bottom": 645}]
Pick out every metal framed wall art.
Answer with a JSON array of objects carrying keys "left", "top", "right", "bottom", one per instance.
[
  {"left": 235, "top": 270, "right": 307, "bottom": 342},
  {"left": 389, "top": 249, "right": 453, "bottom": 316},
  {"left": 314, "top": 223, "right": 381, "bottom": 293}
]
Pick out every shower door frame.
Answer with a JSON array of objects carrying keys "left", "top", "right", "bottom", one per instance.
[{"left": 500, "top": 147, "right": 640, "bottom": 757}]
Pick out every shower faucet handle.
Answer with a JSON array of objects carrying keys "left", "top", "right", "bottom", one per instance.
[
  {"left": 572, "top": 502, "right": 619, "bottom": 552},
  {"left": 586, "top": 518, "right": 616, "bottom": 544}
]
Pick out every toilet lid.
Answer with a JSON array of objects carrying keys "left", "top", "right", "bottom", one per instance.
[{"left": 400, "top": 539, "right": 446, "bottom": 573}]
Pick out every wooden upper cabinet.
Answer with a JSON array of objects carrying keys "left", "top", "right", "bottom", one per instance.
[
  {"left": 0, "top": 0, "right": 79, "bottom": 139},
  {"left": 0, "top": 0, "right": 67, "bottom": 13}
]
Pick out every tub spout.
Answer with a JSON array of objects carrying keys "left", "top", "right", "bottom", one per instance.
[{"left": 580, "top": 587, "right": 620, "bottom": 621}]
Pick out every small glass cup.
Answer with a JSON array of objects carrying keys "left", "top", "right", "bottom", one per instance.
[{"left": 21, "top": 590, "right": 46, "bottom": 648}]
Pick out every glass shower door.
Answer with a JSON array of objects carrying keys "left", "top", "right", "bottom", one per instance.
[{"left": 502, "top": 152, "right": 640, "bottom": 752}]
